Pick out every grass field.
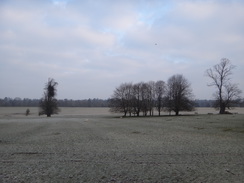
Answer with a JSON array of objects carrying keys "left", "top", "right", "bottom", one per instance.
[
  {"left": 0, "top": 107, "right": 244, "bottom": 182},
  {"left": 0, "top": 107, "right": 244, "bottom": 117}
]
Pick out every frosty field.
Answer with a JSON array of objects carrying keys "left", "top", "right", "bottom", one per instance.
[{"left": 0, "top": 107, "right": 244, "bottom": 182}]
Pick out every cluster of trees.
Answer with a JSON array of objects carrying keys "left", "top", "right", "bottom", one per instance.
[
  {"left": 195, "top": 100, "right": 215, "bottom": 107},
  {"left": 0, "top": 97, "right": 40, "bottom": 107},
  {"left": 110, "top": 74, "right": 195, "bottom": 116},
  {"left": 58, "top": 98, "right": 109, "bottom": 107},
  {"left": 0, "top": 98, "right": 109, "bottom": 107},
  {"left": 110, "top": 58, "right": 243, "bottom": 116}
]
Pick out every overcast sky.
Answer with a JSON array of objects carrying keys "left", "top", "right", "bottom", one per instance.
[{"left": 0, "top": 0, "right": 244, "bottom": 100}]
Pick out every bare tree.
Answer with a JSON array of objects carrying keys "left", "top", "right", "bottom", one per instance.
[
  {"left": 165, "top": 74, "right": 194, "bottom": 115},
  {"left": 147, "top": 81, "right": 156, "bottom": 116},
  {"left": 109, "top": 83, "right": 127, "bottom": 116},
  {"left": 109, "top": 83, "right": 133, "bottom": 116},
  {"left": 140, "top": 82, "right": 152, "bottom": 116},
  {"left": 206, "top": 58, "right": 242, "bottom": 114},
  {"left": 155, "top": 80, "right": 166, "bottom": 116},
  {"left": 132, "top": 82, "right": 143, "bottom": 117},
  {"left": 39, "top": 78, "right": 59, "bottom": 117},
  {"left": 124, "top": 83, "right": 134, "bottom": 116}
]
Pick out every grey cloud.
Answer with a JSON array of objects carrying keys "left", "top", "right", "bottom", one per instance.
[{"left": 0, "top": 0, "right": 243, "bottom": 99}]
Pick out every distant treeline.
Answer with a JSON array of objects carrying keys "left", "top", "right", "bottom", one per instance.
[
  {"left": 0, "top": 97, "right": 244, "bottom": 107},
  {"left": 0, "top": 97, "right": 109, "bottom": 107}
]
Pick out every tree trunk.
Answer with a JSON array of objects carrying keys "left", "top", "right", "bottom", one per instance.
[
  {"left": 175, "top": 110, "right": 179, "bottom": 116},
  {"left": 219, "top": 103, "right": 226, "bottom": 114}
]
